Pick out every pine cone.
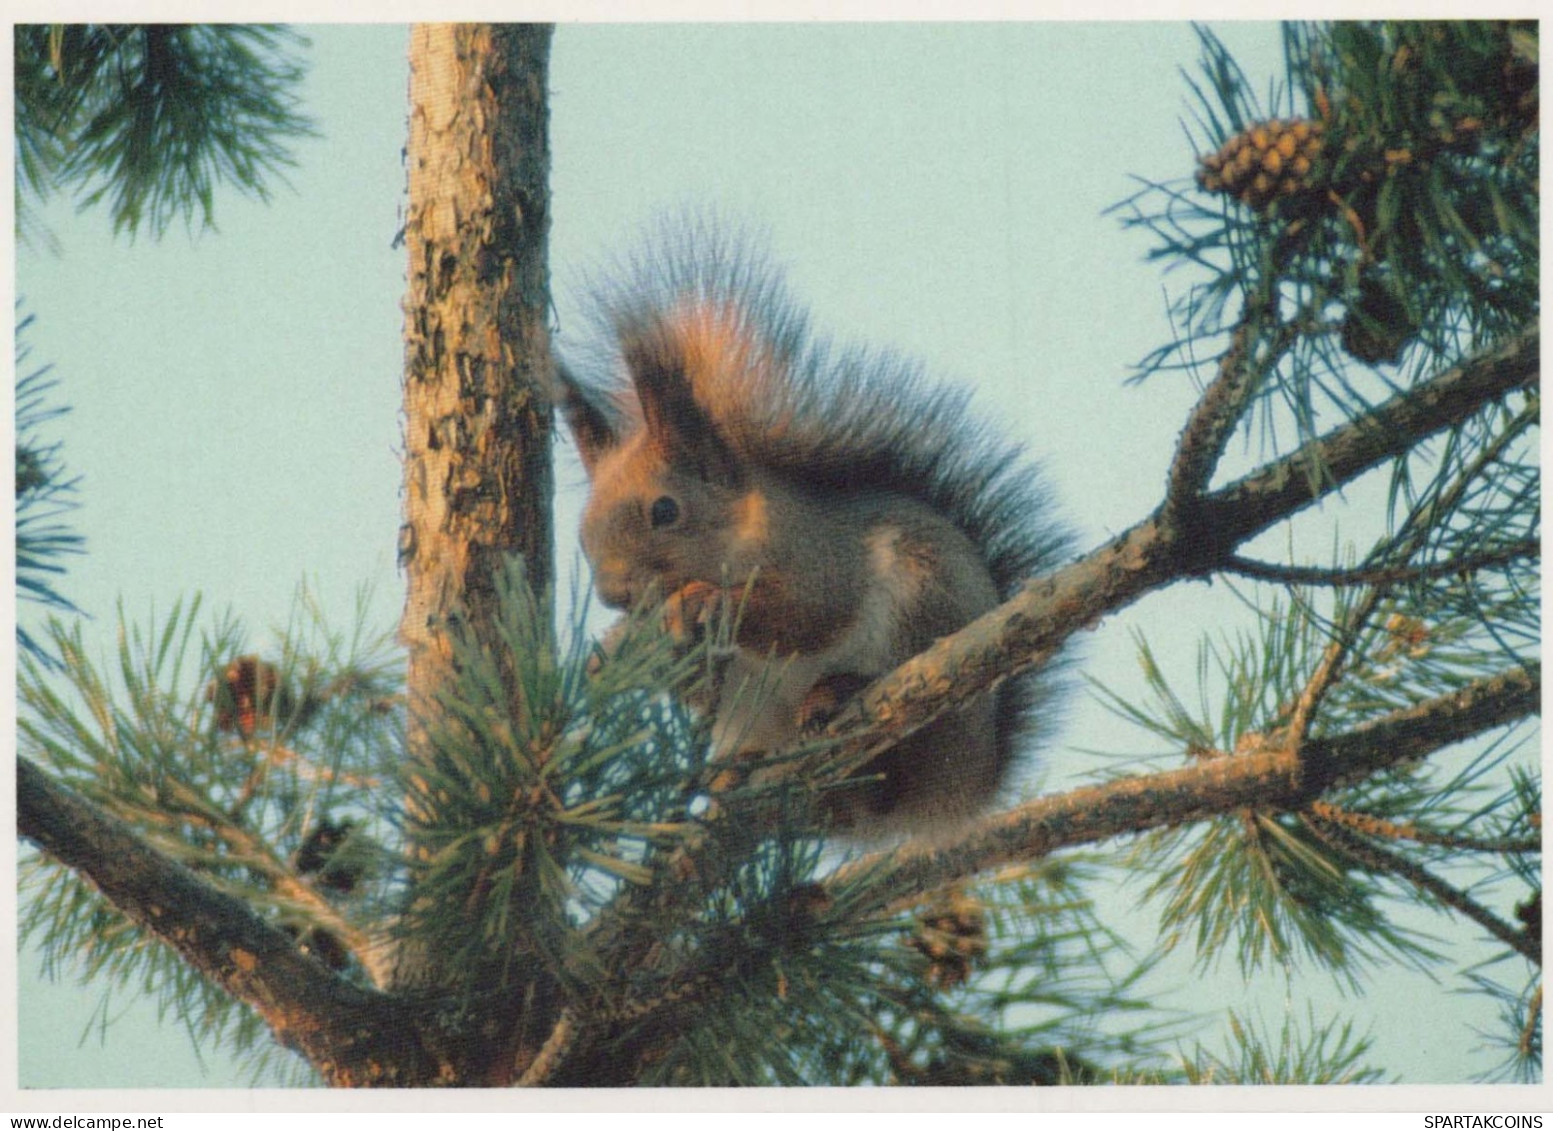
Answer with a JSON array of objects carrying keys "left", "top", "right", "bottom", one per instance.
[
  {"left": 1516, "top": 890, "right": 1540, "bottom": 952},
  {"left": 1197, "top": 117, "right": 1326, "bottom": 212},
  {"left": 207, "top": 655, "right": 292, "bottom": 737},
  {"left": 294, "top": 818, "right": 360, "bottom": 894},
  {"left": 904, "top": 889, "right": 988, "bottom": 991}
]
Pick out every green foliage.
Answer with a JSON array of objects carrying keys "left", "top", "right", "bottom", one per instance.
[
  {"left": 837, "top": 864, "right": 1170, "bottom": 1087},
  {"left": 15, "top": 308, "right": 84, "bottom": 665},
  {"left": 1466, "top": 962, "right": 1542, "bottom": 1084},
  {"left": 599, "top": 856, "right": 1163, "bottom": 1086},
  {"left": 1093, "top": 578, "right": 1537, "bottom": 996},
  {"left": 19, "top": 586, "right": 402, "bottom": 1084},
  {"left": 14, "top": 24, "right": 315, "bottom": 240},
  {"left": 1284, "top": 21, "right": 1537, "bottom": 346},
  {"left": 1177, "top": 1009, "right": 1388, "bottom": 1084},
  {"left": 1095, "top": 596, "right": 1441, "bottom": 983},
  {"left": 398, "top": 561, "right": 712, "bottom": 993}
]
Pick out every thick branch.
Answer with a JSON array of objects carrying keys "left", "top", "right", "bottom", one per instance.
[
  {"left": 546, "top": 664, "right": 1538, "bottom": 1085},
  {"left": 1198, "top": 324, "right": 1539, "bottom": 544},
  {"left": 17, "top": 758, "right": 444, "bottom": 1087},
  {"left": 834, "top": 663, "right": 1539, "bottom": 914}
]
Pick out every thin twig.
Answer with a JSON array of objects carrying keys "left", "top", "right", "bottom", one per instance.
[
  {"left": 495, "top": 325, "right": 1538, "bottom": 1081},
  {"left": 515, "top": 1008, "right": 578, "bottom": 1087},
  {"left": 1304, "top": 809, "right": 1539, "bottom": 965},
  {"left": 1308, "top": 799, "right": 1541, "bottom": 856},
  {"left": 143, "top": 774, "right": 388, "bottom": 986},
  {"left": 1286, "top": 587, "right": 1385, "bottom": 750},
  {"left": 1521, "top": 983, "right": 1543, "bottom": 1058},
  {"left": 1225, "top": 538, "right": 1541, "bottom": 588},
  {"left": 1272, "top": 389, "right": 1537, "bottom": 750},
  {"left": 1164, "top": 297, "right": 1293, "bottom": 511}
]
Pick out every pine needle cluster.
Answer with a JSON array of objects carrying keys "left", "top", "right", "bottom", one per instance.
[
  {"left": 1120, "top": 22, "right": 1536, "bottom": 454},
  {"left": 15, "top": 308, "right": 84, "bottom": 665},
  {"left": 14, "top": 24, "right": 315, "bottom": 241},
  {"left": 391, "top": 563, "right": 1162, "bottom": 1085},
  {"left": 20, "top": 563, "right": 1163, "bottom": 1085}
]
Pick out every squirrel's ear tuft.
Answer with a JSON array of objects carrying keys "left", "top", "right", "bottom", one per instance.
[
  {"left": 554, "top": 362, "right": 619, "bottom": 477},
  {"left": 624, "top": 324, "right": 743, "bottom": 490}
]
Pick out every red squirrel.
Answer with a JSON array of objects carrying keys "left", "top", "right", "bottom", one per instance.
[{"left": 556, "top": 227, "right": 1070, "bottom": 835}]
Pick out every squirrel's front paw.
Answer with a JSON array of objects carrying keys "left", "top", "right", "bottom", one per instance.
[
  {"left": 797, "top": 673, "right": 873, "bottom": 734},
  {"left": 663, "top": 580, "right": 721, "bottom": 644}
]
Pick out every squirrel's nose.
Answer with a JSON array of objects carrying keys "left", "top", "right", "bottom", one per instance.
[
  {"left": 592, "top": 559, "right": 634, "bottom": 609},
  {"left": 596, "top": 583, "right": 633, "bottom": 610}
]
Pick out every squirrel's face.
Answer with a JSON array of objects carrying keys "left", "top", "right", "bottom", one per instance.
[
  {"left": 579, "top": 435, "right": 762, "bottom": 610},
  {"left": 559, "top": 307, "right": 771, "bottom": 612}
]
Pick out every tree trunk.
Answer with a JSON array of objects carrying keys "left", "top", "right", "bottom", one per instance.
[{"left": 397, "top": 22, "right": 555, "bottom": 999}]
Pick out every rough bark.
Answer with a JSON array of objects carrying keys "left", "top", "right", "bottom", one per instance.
[
  {"left": 530, "top": 323, "right": 1539, "bottom": 1083},
  {"left": 17, "top": 310, "right": 1535, "bottom": 1085},
  {"left": 397, "top": 23, "right": 555, "bottom": 998},
  {"left": 400, "top": 22, "right": 555, "bottom": 759},
  {"left": 15, "top": 33, "right": 1536, "bottom": 1075},
  {"left": 24, "top": 22, "right": 564, "bottom": 1088},
  {"left": 22, "top": 662, "right": 1535, "bottom": 1085},
  {"left": 531, "top": 663, "right": 1540, "bottom": 1084}
]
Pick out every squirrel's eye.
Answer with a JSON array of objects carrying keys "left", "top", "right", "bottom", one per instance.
[{"left": 649, "top": 496, "right": 681, "bottom": 529}]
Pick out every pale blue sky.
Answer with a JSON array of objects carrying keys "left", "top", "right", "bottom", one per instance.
[{"left": 11, "top": 21, "right": 1532, "bottom": 1089}]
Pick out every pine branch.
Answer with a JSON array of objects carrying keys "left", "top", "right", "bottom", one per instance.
[
  {"left": 17, "top": 756, "right": 445, "bottom": 1086},
  {"left": 194, "top": 799, "right": 389, "bottom": 988},
  {"left": 1523, "top": 984, "right": 1543, "bottom": 1060},
  {"left": 1286, "top": 587, "right": 1385, "bottom": 749},
  {"left": 1303, "top": 810, "right": 1539, "bottom": 965},
  {"left": 97, "top": 761, "right": 391, "bottom": 985},
  {"left": 515, "top": 1007, "right": 578, "bottom": 1087},
  {"left": 1198, "top": 325, "right": 1539, "bottom": 547},
  {"left": 543, "top": 959, "right": 767, "bottom": 1086},
  {"left": 1225, "top": 539, "right": 1541, "bottom": 588},
  {"left": 832, "top": 663, "right": 1538, "bottom": 916},
  {"left": 1306, "top": 799, "right": 1541, "bottom": 856},
  {"left": 541, "top": 665, "right": 1536, "bottom": 1086}
]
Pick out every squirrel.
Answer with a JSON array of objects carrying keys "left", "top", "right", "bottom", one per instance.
[{"left": 554, "top": 224, "right": 1071, "bottom": 836}]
